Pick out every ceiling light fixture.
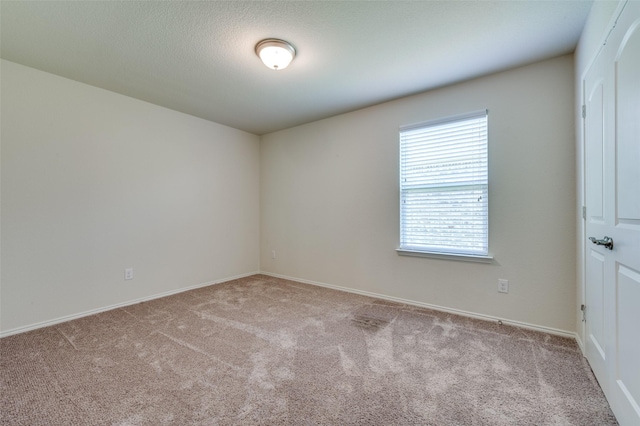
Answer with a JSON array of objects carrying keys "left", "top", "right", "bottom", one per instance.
[{"left": 255, "top": 39, "right": 296, "bottom": 71}]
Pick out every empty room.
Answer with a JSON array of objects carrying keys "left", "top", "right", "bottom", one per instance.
[{"left": 1, "top": 1, "right": 639, "bottom": 425}]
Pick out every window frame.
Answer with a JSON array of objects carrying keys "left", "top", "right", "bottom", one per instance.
[{"left": 397, "top": 110, "right": 493, "bottom": 263}]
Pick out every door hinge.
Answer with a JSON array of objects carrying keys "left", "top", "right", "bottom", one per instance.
[
  {"left": 582, "top": 104, "right": 586, "bottom": 118},
  {"left": 581, "top": 304, "right": 586, "bottom": 322},
  {"left": 582, "top": 206, "right": 586, "bottom": 220}
]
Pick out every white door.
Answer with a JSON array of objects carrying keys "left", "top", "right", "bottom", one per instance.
[
  {"left": 584, "top": 39, "right": 608, "bottom": 395},
  {"left": 584, "top": 2, "right": 640, "bottom": 425}
]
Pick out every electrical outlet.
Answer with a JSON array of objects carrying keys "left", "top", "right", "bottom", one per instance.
[
  {"left": 271, "top": 250, "right": 276, "bottom": 259},
  {"left": 125, "top": 268, "right": 134, "bottom": 280},
  {"left": 498, "top": 279, "right": 509, "bottom": 293}
]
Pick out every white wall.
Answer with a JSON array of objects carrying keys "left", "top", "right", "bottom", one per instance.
[
  {"left": 0, "top": 60, "right": 260, "bottom": 334},
  {"left": 1, "top": 52, "right": 580, "bottom": 336},
  {"left": 574, "top": 0, "right": 624, "bottom": 349},
  {"left": 261, "top": 55, "right": 577, "bottom": 333}
]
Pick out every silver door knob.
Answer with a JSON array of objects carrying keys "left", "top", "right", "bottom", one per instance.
[{"left": 589, "top": 236, "right": 614, "bottom": 250}]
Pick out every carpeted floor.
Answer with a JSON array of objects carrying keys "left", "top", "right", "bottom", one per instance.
[{"left": 1, "top": 275, "right": 617, "bottom": 425}]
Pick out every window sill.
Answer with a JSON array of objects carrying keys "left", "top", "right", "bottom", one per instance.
[{"left": 396, "top": 249, "right": 494, "bottom": 264}]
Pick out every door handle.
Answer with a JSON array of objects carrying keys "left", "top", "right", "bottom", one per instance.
[{"left": 589, "top": 236, "right": 614, "bottom": 250}]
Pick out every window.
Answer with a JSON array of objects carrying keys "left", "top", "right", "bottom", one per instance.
[{"left": 398, "top": 110, "right": 489, "bottom": 260}]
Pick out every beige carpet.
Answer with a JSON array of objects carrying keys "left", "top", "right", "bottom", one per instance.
[{"left": 1, "top": 275, "right": 617, "bottom": 425}]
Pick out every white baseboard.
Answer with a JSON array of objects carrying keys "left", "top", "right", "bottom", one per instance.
[
  {"left": 261, "top": 271, "right": 577, "bottom": 340},
  {"left": 2, "top": 270, "right": 579, "bottom": 344},
  {"left": 0, "top": 271, "right": 260, "bottom": 338}
]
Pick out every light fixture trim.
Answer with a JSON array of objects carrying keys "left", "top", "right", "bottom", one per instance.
[{"left": 255, "top": 38, "right": 296, "bottom": 70}]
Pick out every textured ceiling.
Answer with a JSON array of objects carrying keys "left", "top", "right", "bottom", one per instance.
[{"left": 1, "top": 1, "right": 593, "bottom": 135}]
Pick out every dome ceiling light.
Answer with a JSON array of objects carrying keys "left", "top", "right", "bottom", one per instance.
[{"left": 255, "top": 39, "right": 296, "bottom": 71}]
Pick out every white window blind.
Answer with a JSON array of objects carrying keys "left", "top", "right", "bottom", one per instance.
[{"left": 399, "top": 110, "right": 488, "bottom": 256}]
